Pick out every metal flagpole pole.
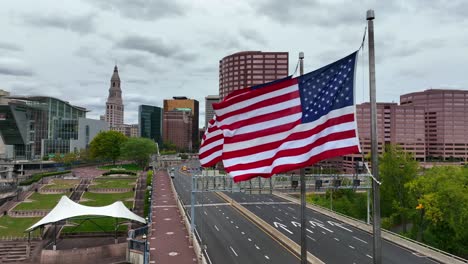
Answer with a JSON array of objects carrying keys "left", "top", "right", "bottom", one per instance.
[
  {"left": 299, "top": 51, "right": 307, "bottom": 264},
  {"left": 367, "top": 9, "right": 382, "bottom": 264}
]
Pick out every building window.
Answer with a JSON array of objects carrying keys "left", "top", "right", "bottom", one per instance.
[{"left": 113, "top": 82, "right": 115, "bottom": 87}]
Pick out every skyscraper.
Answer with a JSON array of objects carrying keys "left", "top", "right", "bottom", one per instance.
[
  {"left": 105, "top": 65, "right": 124, "bottom": 128},
  {"left": 219, "top": 51, "right": 289, "bottom": 99},
  {"left": 163, "top": 97, "right": 199, "bottom": 148},
  {"left": 163, "top": 109, "right": 193, "bottom": 151},
  {"left": 139, "top": 105, "right": 163, "bottom": 145},
  {"left": 205, "top": 95, "right": 219, "bottom": 128}
]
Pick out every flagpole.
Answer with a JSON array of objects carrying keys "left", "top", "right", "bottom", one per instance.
[
  {"left": 299, "top": 51, "right": 307, "bottom": 264},
  {"left": 367, "top": 9, "right": 382, "bottom": 264}
]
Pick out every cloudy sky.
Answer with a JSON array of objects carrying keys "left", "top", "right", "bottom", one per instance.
[{"left": 1, "top": 0, "right": 467, "bottom": 127}]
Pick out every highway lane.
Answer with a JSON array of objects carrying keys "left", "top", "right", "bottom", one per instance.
[
  {"left": 170, "top": 167, "right": 299, "bottom": 264},
  {"left": 225, "top": 192, "right": 440, "bottom": 264}
]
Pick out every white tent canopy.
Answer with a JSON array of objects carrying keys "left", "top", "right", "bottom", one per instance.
[{"left": 26, "top": 196, "right": 146, "bottom": 232}]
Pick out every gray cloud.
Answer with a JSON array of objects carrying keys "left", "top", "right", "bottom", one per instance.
[
  {"left": 86, "top": 0, "right": 185, "bottom": 21},
  {"left": 23, "top": 13, "right": 96, "bottom": 34},
  {"left": 116, "top": 35, "right": 197, "bottom": 62},
  {"left": 0, "top": 42, "right": 23, "bottom": 52},
  {"left": 74, "top": 46, "right": 106, "bottom": 65},
  {"left": 0, "top": 59, "right": 33, "bottom": 77},
  {"left": 239, "top": 28, "right": 266, "bottom": 45}
]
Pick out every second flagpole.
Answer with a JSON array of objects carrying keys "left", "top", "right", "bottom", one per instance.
[{"left": 299, "top": 51, "right": 307, "bottom": 264}]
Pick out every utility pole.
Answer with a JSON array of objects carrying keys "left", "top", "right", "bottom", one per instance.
[
  {"left": 367, "top": 9, "right": 382, "bottom": 264},
  {"left": 299, "top": 51, "right": 307, "bottom": 264}
]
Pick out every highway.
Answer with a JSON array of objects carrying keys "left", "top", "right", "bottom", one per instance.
[
  {"left": 223, "top": 192, "right": 441, "bottom": 264},
  {"left": 171, "top": 166, "right": 300, "bottom": 264}
]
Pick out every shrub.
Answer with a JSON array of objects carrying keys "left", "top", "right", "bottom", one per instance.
[
  {"left": 102, "top": 170, "right": 137, "bottom": 176},
  {"left": 19, "top": 170, "right": 71, "bottom": 186},
  {"left": 147, "top": 170, "right": 153, "bottom": 187}
]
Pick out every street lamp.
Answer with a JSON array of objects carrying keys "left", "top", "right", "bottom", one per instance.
[{"left": 142, "top": 234, "right": 147, "bottom": 264}]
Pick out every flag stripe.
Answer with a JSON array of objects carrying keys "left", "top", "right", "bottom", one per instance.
[
  {"left": 222, "top": 120, "right": 356, "bottom": 161},
  {"left": 216, "top": 89, "right": 300, "bottom": 124},
  {"left": 231, "top": 146, "right": 360, "bottom": 182},
  {"left": 223, "top": 108, "right": 354, "bottom": 150},
  {"left": 215, "top": 80, "right": 298, "bottom": 118}
]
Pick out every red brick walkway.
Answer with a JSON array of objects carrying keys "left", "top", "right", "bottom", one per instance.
[{"left": 149, "top": 170, "right": 196, "bottom": 264}]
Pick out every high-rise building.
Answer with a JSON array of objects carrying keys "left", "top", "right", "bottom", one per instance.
[
  {"left": 400, "top": 89, "right": 468, "bottom": 161},
  {"left": 205, "top": 95, "right": 219, "bottom": 128},
  {"left": 105, "top": 65, "right": 124, "bottom": 128},
  {"left": 163, "top": 109, "right": 193, "bottom": 151},
  {"left": 139, "top": 105, "right": 163, "bottom": 145},
  {"left": 163, "top": 97, "right": 199, "bottom": 148},
  {"left": 219, "top": 51, "right": 289, "bottom": 99},
  {"left": 113, "top": 124, "right": 138, "bottom": 138}
]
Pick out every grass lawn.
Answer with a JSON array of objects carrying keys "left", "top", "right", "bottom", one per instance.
[
  {"left": 89, "top": 179, "right": 136, "bottom": 189},
  {"left": 0, "top": 216, "right": 41, "bottom": 238},
  {"left": 98, "top": 164, "right": 142, "bottom": 171},
  {"left": 81, "top": 191, "right": 134, "bottom": 208},
  {"left": 13, "top": 193, "right": 70, "bottom": 211},
  {"left": 61, "top": 216, "right": 128, "bottom": 233},
  {"left": 42, "top": 179, "right": 80, "bottom": 190}
]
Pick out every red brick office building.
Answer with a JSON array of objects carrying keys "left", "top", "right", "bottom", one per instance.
[{"left": 219, "top": 51, "right": 289, "bottom": 99}]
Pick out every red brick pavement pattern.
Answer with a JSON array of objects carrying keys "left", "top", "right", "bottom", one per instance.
[{"left": 149, "top": 170, "right": 197, "bottom": 264}]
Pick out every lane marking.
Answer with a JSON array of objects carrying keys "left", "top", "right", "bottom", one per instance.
[
  {"left": 334, "top": 238, "right": 340, "bottom": 242},
  {"left": 241, "top": 232, "right": 245, "bottom": 235},
  {"left": 265, "top": 255, "right": 270, "bottom": 260},
  {"left": 214, "top": 225, "right": 219, "bottom": 232},
  {"left": 348, "top": 245, "right": 355, "bottom": 249},
  {"left": 229, "top": 246, "right": 238, "bottom": 257},
  {"left": 248, "top": 238, "right": 252, "bottom": 242},
  {"left": 366, "top": 254, "right": 373, "bottom": 259},
  {"left": 307, "top": 235, "right": 316, "bottom": 241},
  {"left": 256, "top": 205, "right": 261, "bottom": 209},
  {"left": 273, "top": 222, "right": 293, "bottom": 234},
  {"left": 255, "top": 244, "right": 260, "bottom": 250},
  {"left": 353, "top": 236, "right": 368, "bottom": 244},
  {"left": 275, "top": 217, "right": 283, "bottom": 222},
  {"left": 327, "top": 221, "right": 353, "bottom": 232},
  {"left": 204, "top": 211, "right": 207, "bottom": 216},
  {"left": 288, "top": 206, "right": 295, "bottom": 211},
  {"left": 235, "top": 225, "right": 239, "bottom": 229}
]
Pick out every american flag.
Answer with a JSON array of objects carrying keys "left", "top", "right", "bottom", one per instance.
[
  {"left": 199, "top": 77, "right": 292, "bottom": 167},
  {"left": 213, "top": 51, "right": 360, "bottom": 182}
]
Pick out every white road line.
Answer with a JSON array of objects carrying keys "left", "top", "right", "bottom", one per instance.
[
  {"left": 230, "top": 221, "right": 234, "bottom": 224},
  {"left": 214, "top": 225, "right": 219, "bottom": 231},
  {"left": 348, "top": 245, "right": 355, "bottom": 249},
  {"left": 241, "top": 232, "right": 245, "bottom": 235},
  {"left": 366, "top": 254, "right": 373, "bottom": 259},
  {"left": 334, "top": 238, "right": 340, "bottom": 242},
  {"left": 307, "top": 235, "right": 316, "bottom": 241},
  {"left": 204, "top": 211, "right": 207, "bottom": 216},
  {"left": 256, "top": 205, "right": 261, "bottom": 209},
  {"left": 288, "top": 206, "right": 295, "bottom": 211},
  {"left": 311, "top": 218, "right": 323, "bottom": 223},
  {"left": 235, "top": 225, "right": 239, "bottom": 229},
  {"left": 353, "top": 236, "right": 368, "bottom": 244},
  {"left": 255, "top": 244, "right": 260, "bottom": 250},
  {"left": 275, "top": 217, "right": 283, "bottom": 221},
  {"left": 248, "top": 238, "right": 252, "bottom": 242},
  {"left": 230, "top": 246, "right": 238, "bottom": 257},
  {"left": 265, "top": 255, "right": 270, "bottom": 260},
  {"left": 321, "top": 231, "right": 326, "bottom": 234}
]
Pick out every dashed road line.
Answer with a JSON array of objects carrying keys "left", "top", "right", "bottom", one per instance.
[
  {"left": 348, "top": 245, "right": 355, "bottom": 249},
  {"left": 366, "top": 254, "right": 373, "bottom": 259},
  {"left": 275, "top": 217, "right": 282, "bottom": 222},
  {"left": 353, "top": 236, "right": 368, "bottom": 244},
  {"left": 334, "top": 238, "right": 340, "bottom": 242},
  {"left": 214, "top": 225, "right": 219, "bottom": 232},
  {"left": 307, "top": 235, "right": 316, "bottom": 241},
  {"left": 229, "top": 246, "right": 238, "bottom": 257}
]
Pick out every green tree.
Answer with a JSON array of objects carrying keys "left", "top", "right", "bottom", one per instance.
[
  {"left": 120, "top": 137, "right": 157, "bottom": 168},
  {"left": 379, "top": 144, "right": 419, "bottom": 233},
  {"left": 89, "top": 131, "right": 128, "bottom": 164},
  {"left": 162, "top": 141, "right": 177, "bottom": 151},
  {"left": 407, "top": 166, "right": 468, "bottom": 256}
]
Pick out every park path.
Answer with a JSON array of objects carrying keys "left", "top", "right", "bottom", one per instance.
[{"left": 148, "top": 170, "right": 196, "bottom": 264}]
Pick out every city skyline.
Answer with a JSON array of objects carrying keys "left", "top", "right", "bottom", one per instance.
[{"left": 0, "top": 1, "right": 467, "bottom": 127}]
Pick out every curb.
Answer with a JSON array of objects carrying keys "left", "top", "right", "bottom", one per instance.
[
  {"left": 273, "top": 191, "right": 467, "bottom": 264},
  {"left": 215, "top": 191, "right": 324, "bottom": 264}
]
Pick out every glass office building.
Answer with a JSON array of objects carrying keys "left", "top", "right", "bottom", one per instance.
[
  {"left": 138, "top": 105, "right": 163, "bottom": 145},
  {"left": 0, "top": 96, "right": 87, "bottom": 160}
]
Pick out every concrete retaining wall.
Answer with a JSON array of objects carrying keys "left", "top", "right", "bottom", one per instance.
[{"left": 41, "top": 242, "right": 126, "bottom": 264}]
